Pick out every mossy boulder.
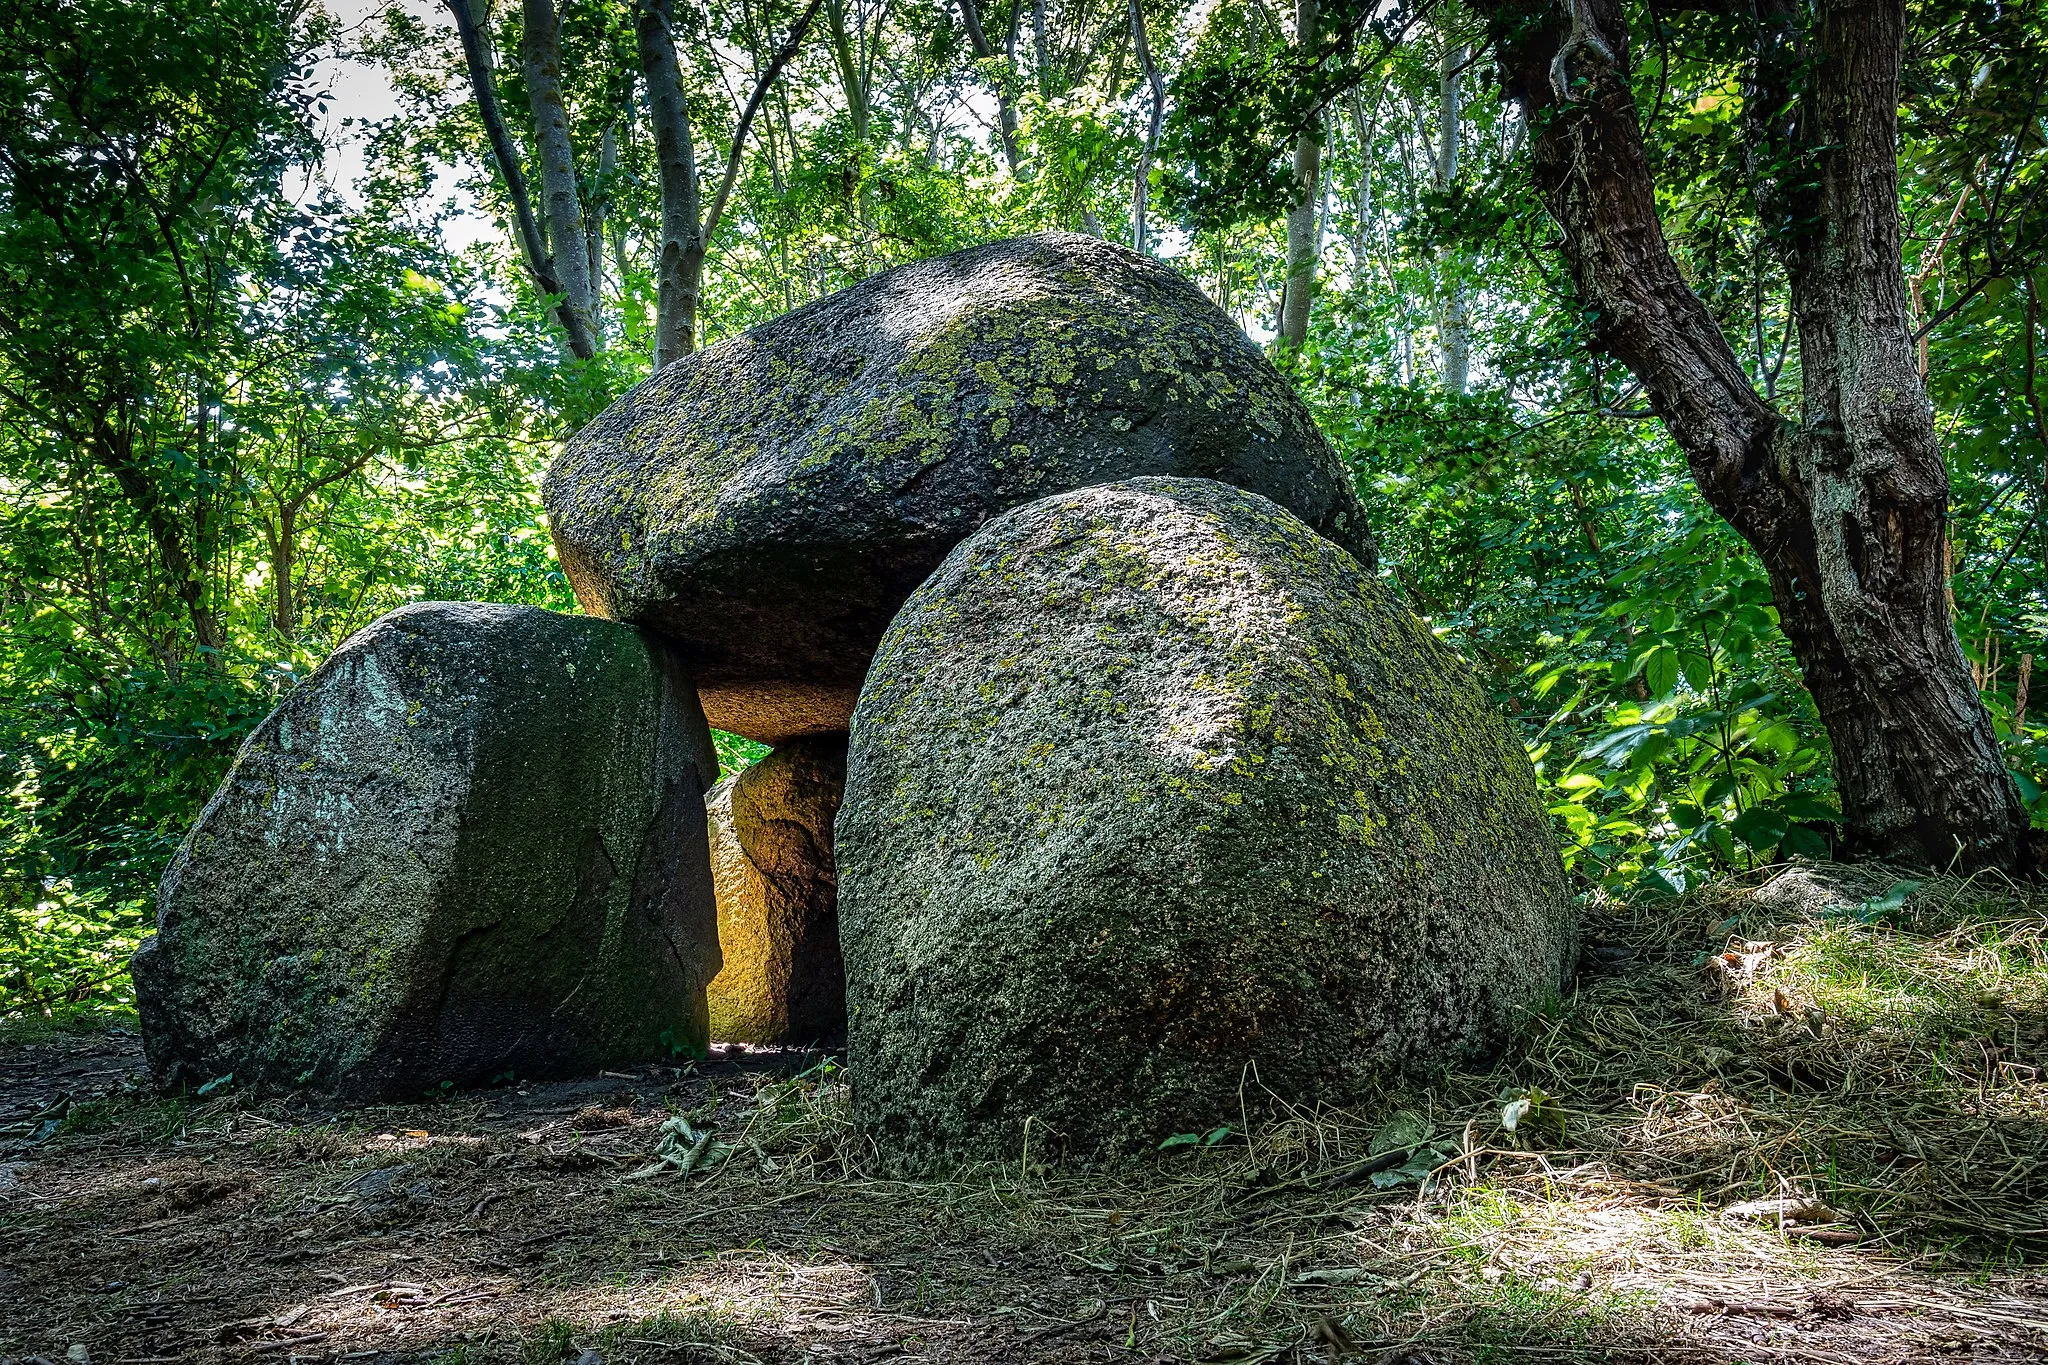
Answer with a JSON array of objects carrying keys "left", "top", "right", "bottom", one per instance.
[
  {"left": 836, "top": 478, "right": 1573, "bottom": 1163},
  {"left": 543, "top": 232, "right": 1374, "bottom": 743},
  {"left": 131, "top": 602, "right": 722, "bottom": 1098},
  {"left": 705, "top": 736, "right": 848, "bottom": 1044}
]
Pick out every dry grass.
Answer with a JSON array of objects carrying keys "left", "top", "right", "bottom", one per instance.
[{"left": 7, "top": 862, "right": 2048, "bottom": 1363}]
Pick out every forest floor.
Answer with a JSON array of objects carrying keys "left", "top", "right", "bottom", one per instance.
[{"left": 6, "top": 864, "right": 2048, "bottom": 1365}]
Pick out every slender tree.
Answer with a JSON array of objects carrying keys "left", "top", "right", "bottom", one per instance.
[
  {"left": 1278, "top": 0, "right": 1319, "bottom": 350},
  {"left": 1128, "top": 0, "right": 1165, "bottom": 254},
  {"left": 445, "top": 0, "right": 599, "bottom": 359},
  {"left": 1433, "top": 37, "right": 1469, "bottom": 394},
  {"left": 520, "top": 0, "right": 600, "bottom": 351},
  {"left": 637, "top": 0, "right": 822, "bottom": 365},
  {"left": 956, "top": 0, "right": 1024, "bottom": 171}
]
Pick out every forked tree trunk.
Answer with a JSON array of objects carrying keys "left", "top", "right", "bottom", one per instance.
[
  {"left": 636, "top": 0, "right": 703, "bottom": 368},
  {"left": 637, "top": 0, "right": 819, "bottom": 367},
  {"left": 825, "top": 0, "right": 871, "bottom": 145},
  {"left": 445, "top": 0, "right": 596, "bottom": 359},
  {"left": 1483, "top": 0, "right": 2031, "bottom": 871}
]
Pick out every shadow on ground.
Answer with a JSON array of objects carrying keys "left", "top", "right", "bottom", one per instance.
[{"left": 4, "top": 863, "right": 2048, "bottom": 1364}]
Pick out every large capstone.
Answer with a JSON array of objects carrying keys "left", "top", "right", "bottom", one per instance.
[
  {"left": 543, "top": 232, "right": 1374, "bottom": 743},
  {"left": 837, "top": 478, "right": 1573, "bottom": 1163},
  {"left": 704, "top": 735, "right": 848, "bottom": 1044},
  {"left": 132, "top": 602, "right": 721, "bottom": 1098}
]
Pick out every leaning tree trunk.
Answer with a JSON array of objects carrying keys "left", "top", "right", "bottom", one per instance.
[
  {"left": 637, "top": 0, "right": 818, "bottom": 367},
  {"left": 1278, "top": 0, "right": 1320, "bottom": 351},
  {"left": 1484, "top": 0, "right": 2030, "bottom": 871}
]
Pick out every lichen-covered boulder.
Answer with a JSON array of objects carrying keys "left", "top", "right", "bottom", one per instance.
[
  {"left": 543, "top": 233, "right": 1374, "bottom": 744},
  {"left": 131, "top": 602, "right": 722, "bottom": 1098},
  {"left": 705, "top": 736, "right": 848, "bottom": 1044},
  {"left": 837, "top": 478, "right": 1573, "bottom": 1162}
]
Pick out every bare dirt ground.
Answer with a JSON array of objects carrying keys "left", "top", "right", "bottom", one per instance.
[{"left": 7, "top": 868, "right": 2048, "bottom": 1364}]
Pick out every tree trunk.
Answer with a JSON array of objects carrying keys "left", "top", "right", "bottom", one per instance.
[
  {"left": 1436, "top": 40, "right": 1469, "bottom": 394},
  {"left": 639, "top": 0, "right": 818, "bottom": 366},
  {"left": 1278, "top": 0, "right": 1320, "bottom": 351},
  {"left": 521, "top": 0, "right": 599, "bottom": 356},
  {"left": 1032, "top": 0, "right": 1052, "bottom": 94},
  {"left": 957, "top": 0, "right": 1023, "bottom": 171},
  {"left": 636, "top": 0, "right": 703, "bottom": 367},
  {"left": 1483, "top": 0, "right": 2031, "bottom": 871},
  {"left": 1129, "top": 0, "right": 1164, "bottom": 254},
  {"left": 825, "top": 0, "right": 870, "bottom": 144},
  {"left": 587, "top": 120, "right": 618, "bottom": 335},
  {"left": 445, "top": 0, "right": 595, "bottom": 359},
  {"left": 271, "top": 501, "right": 296, "bottom": 636},
  {"left": 87, "top": 421, "right": 226, "bottom": 655}
]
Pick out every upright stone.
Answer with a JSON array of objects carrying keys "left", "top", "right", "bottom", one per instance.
[
  {"left": 132, "top": 602, "right": 721, "bottom": 1098},
  {"left": 837, "top": 479, "right": 1574, "bottom": 1163},
  {"left": 543, "top": 232, "right": 1374, "bottom": 743},
  {"left": 705, "top": 736, "right": 848, "bottom": 1044}
]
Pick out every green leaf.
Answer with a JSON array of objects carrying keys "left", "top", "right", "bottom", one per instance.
[
  {"left": 1158, "top": 1131, "right": 1202, "bottom": 1149},
  {"left": 1728, "top": 807, "right": 1789, "bottom": 851},
  {"left": 1775, "top": 795, "right": 1843, "bottom": 823},
  {"left": 1780, "top": 825, "right": 1830, "bottom": 859},
  {"left": 1369, "top": 1110, "right": 1431, "bottom": 1155}
]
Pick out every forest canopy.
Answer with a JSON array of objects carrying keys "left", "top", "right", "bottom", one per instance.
[{"left": 3, "top": 0, "right": 2045, "bottom": 1018}]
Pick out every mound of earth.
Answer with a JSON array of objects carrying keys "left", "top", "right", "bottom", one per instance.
[
  {"left": 132, "top": 602, "right": 721, "bottom": 1098},
  {"left": 836, "top": 478, "right": 1573, "bottom": 1161},
  {"left": 543, "top": 232, "right": 1373, "bottom": 742}
]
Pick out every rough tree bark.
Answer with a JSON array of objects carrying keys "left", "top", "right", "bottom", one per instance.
[
  {"left": 1481, "top": 0, "right": 2031, "bottom": 871},
  {"left": 1129, "top": 0, "right": 1165, "bottom": 254},
  {"left": 444, "top": 0, "right": 597, "bottom": 359},
  {"left": 637, "top": 0, "right": 820, "bottom": 367},
  {"left": 1278, "top": 0, "right": 1320, "bottom": 351},
  {"left": 520, "top": 0, "right": 599, "bottom": 352}
]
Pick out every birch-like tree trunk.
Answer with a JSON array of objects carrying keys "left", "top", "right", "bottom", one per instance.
[{"left": 1482, "top": 0, "right": 2032, "bottom": 871}]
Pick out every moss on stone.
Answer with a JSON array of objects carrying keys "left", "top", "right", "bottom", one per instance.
[
  {"left": 837, "top": 478, "right": 1574, "bottom": 1166},
  {"left": 540, "top": 234, "right": 1375, "bottom": 742}
]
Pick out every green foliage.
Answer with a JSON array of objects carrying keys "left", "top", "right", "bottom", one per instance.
[{"left": 5, "top": 0, "right": 2048, "bottom": 1019}]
